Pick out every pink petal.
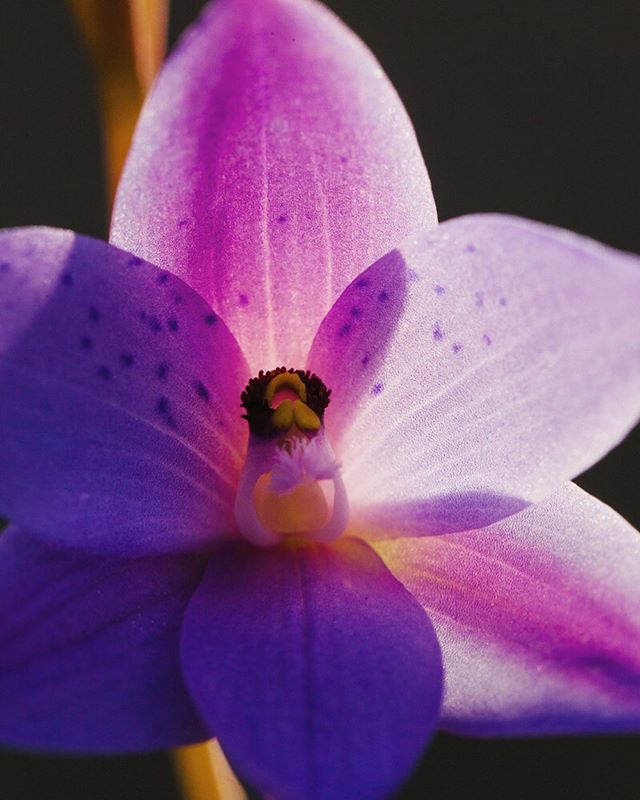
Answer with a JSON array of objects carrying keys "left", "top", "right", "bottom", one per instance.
[
  {"left": 0, "top": 227, "right": 248, "bottom": 555},
  {"left": 111, "top": 0, "right": 436, "bottom": 370},
  {"left": 309, "top": 215, "right": 640, "bottom": 530},
  {"left": 376, "top": 483, "right": 640, "bottom": 734}
]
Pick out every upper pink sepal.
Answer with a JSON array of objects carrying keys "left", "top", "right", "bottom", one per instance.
[{"left": 111, "top": 0, "right": 436, "bottom": 370}]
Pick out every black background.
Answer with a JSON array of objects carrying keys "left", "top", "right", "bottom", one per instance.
[{"left": 1, "top": 1, "right": 639, "bottom": 798}]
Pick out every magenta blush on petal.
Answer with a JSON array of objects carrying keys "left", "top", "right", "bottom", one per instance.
[{"left": 376, "top": 484, "right": 640, "bottom": 735}]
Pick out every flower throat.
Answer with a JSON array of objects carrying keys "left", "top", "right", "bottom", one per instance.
[{"left": 234, "top": 368, "right": 348, "bottom": 546}]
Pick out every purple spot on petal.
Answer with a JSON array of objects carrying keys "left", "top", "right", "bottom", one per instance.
[
  {"left": 277, "top": 214, "right": 288, "bottom": 224},
  {"left": 372, "top": 382, "right": 384, "bottom": 396},
  {"left": 149, "top": 315, "right": 162, "bottom": 333},
  {"left": 60, "top": 272, "right": 73, "bottom": 286},
  {"left": 338, "top": 323, "right": 351, "bottom": 337},
  {"left": 157, "top": 272, "right": 170, "bottom": 284},
  {"left": 356, "top": 276, "right": 370, "bottom": 289},
  {"left": 156, "top": 396, "right": 169, "bottom": 415},
  {"left": 88, "top": 305, "right": 101, "bottom": 322},
  {"left": 239, "top": 294, "right": 249, "bottom": 307},
  {"left": 97, "top": 365, "right": 111, "bottom": 380},
  {"left": 195, "top": 381, "right": 210, "bottom": 402},
  {"left": 120, "top": 353, "right": 134, "bottom": 367},
  {"left": 79, "top": 336, "right": 92, "bottom": 350},
  {"left": 378, "top": 290, "right": 389, "bottom": 303},
  {"left": 434, "top": 284, "right": 445, "bottom": 295},
  {"left": 204, "top": 312, "right": 217, "bottom": 325},
  {"left": 452, "top": 342, "right": 463, "bottom": 354},
  {"left": 128, "top": 256, "right": 143, "bottom": 267},
  {"left": 350, "top": 306, "right": 362, "bottom": 318},
  {"left": 466, "top": 244, "right": 477, "bottom": 253},
  {"left": 174, "top": 294, "right": 183, "bottom": 305},
  {"left": 433, "top": 322, "right": 444, "bottom": 342},
  {"left": 499, "top": 297, "right": 508, "bottom": 307},
  {"left": 483, "top": 333, "right": 493, "bottom": 346},
  {"left": 168, "top": 317, "right": 179, "bottom": 333},
  {"left": 0, "top": 261, "right": 10, "bottom": 273},
  {"left": 361, "top": 354, "right": 370, "bottom": 367},
  {"left": 156, "top": 363, "right": 169, "bottom": 380},
  {"left": 475, "top": 291, "right": 484, "bottom": 308},
  {"left": 178, "top": 218, "right": 190, "bottom": 228},
  {"left": 340, "top": 155, "right": 348, "bottom": 164}
]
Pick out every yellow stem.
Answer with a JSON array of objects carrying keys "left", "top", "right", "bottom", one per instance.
[
  {"left": 68, "top": 0, "right": 168, "bottom": 209},
  {"left": 173, "top": 740, "right": 248, "bottom": 800}
]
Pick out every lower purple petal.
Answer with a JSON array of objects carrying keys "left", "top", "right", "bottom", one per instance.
[
  {"left": 0, "top": 527, "right": 209, "bottom": 752},
  {"left": 376, "top": 484, "right": 640, "bottom": 735},
  {"left": 181, "top": 537, "right": 442, "bottom": 800}
]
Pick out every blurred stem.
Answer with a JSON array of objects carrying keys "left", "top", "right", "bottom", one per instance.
[
  {"left": 68, "top": 7, "right": 244, "bottom": 797},
  {"left": 68, "top": 0, "right": 168, "bottom": 211},
  {"left": 173, "top": 740, "right": 248, "bottom": 800}
]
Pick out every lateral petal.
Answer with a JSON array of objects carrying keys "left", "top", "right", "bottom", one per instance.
[
  {"left": 0, "top": 227, "right": 248, "bottom": 555},
  {"left": 376, "top": 484, "right": 640, "bottom": 734},
  {"left": 309, "top": 215, "right": 640, "bottom": 531}
]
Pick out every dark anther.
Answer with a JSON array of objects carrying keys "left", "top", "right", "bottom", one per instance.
[{"left": 240, "top": 367, "right": 331, "bottom": 436}]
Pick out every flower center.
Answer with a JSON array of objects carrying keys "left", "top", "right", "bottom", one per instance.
[{"left": 235, "top": 367, "right": 348, "bottom": 546}]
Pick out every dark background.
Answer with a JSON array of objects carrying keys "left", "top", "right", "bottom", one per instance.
[{"left": 1, "top": 0, "right": 639, "bottom": 798}]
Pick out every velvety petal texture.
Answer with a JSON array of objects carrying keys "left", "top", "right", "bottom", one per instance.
[
  {"left": 0, "top": 227, "right": 248, "bottom": 555},
  {"left": 181, "top": 538, "right": 442, "bottom": 800},
  {"left": 111, "top": 0, "right": 436, "bottom": 370},
  {"left": 309, "top": 215, "right": 640, "bottom": 533},
  {"left": 0, "top": 527, "right": 208, "bottom": 752},
  {"left": 376, "top": 484, "right": 640, "bottom": 735}
]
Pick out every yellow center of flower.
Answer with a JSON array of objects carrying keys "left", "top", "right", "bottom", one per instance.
[
  {"left": 235, "top": 367, "right": 348, "bottom": 546},
  {"left": 265, "top": 373, "right": 321, "bottom": 432},
  {"left": 253, "top": 474, "right": 330, "bottom": 534}
]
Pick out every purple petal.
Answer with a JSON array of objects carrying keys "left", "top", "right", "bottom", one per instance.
[
  {"left": 309, "top": 215, "right": 640, "bottom": 530},
  {"left": 376, "top": 484, "right": 640, "bottom": 735},
  {"left": 181, "top": 537, "right": 442, "bottom": 800},
  {"left": 0, "top": 227, "right": 248, "bottom": 555},
  {"left": 111, "top": 0, "right": 436, "bottom": 370},
  {"left": 0, "top": 526, "right": 209, "bottom": 752},
  {"left": 306, "top": 248, "right": 411, "bottom": 446}
]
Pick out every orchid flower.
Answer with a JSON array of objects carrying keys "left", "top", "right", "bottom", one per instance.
[{"left": 1, "top": 1, "right": 640, "bottom": 799}]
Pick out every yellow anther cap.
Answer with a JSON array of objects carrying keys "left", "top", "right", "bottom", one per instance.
[
  {"left": 264, "top": 372, "right": 307, "bottom": 405},
  {"left": 293, "top": 399, "right": 321, "bottom": 431},
  {"left": 272, "top": 399, "right": 295, "bottom": 430}
]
